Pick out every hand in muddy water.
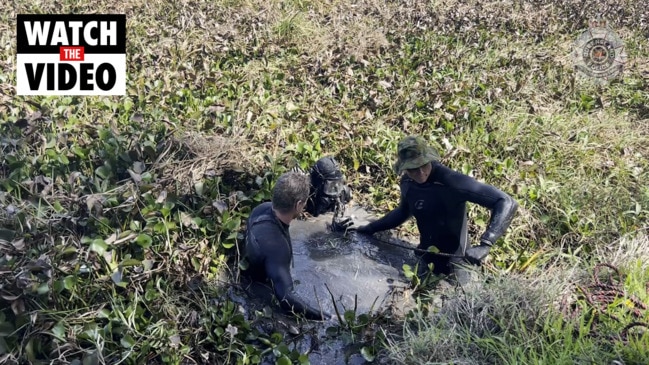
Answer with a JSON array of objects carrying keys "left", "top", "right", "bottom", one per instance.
[
  {"left": 328, "top": 216, "right": 354, "bottom": 233},
  {"left": 353, "top": 224, "right": 374, "bottom": 235},
  {"left": 464, "top": 242, "right": 491, "bottom": 265}
]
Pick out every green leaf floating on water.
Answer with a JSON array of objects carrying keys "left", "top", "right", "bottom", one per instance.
[
  {"left": 276, "top": 355, "right": 291, "bottom": 365},
  {"left": 402, "top": 264, "right": 414, "bottom": 278},
  {"left": 344, "top": 310, "right": 356, "bottom": 324},
  {"left": 361, "top": 346, "right": 376, "bottom": 362},
  {"left": 298, "top": 354, "right": 310, "bottom": 365}
]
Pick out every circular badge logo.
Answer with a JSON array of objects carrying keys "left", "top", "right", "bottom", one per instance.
[{"left": 573, "top": 20, "right": 627, "bottom": 83}]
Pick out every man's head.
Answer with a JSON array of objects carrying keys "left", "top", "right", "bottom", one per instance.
[
  {"left": 272, "top": 171, "right": 311, "bottom": 217},
  {"left": 393, "top": 135, "right": 441, "bottom": 184},
  {"left": 307, "top": 156, "right": 351, "bottom": 216}
]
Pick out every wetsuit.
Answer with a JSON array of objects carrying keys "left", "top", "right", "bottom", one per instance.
[
  {"left": 244, "top": 202, "right": 327, "bottom": 320},
  {"left": 364, "top": 161, "right": 518, "bottom": 279}
]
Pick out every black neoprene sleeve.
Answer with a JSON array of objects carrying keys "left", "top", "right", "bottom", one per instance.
[
  {"left": 264, "top": 253, "right": 327, "bottom": 320},
  {"left": 254, "top": 224, "right": 328, "bottom": 320},
  {"left": 366, "top": 194, "right": 411, "bottom": 233},
  {"left": 437, "top": 165, "right": 519, "bottom": 245}
]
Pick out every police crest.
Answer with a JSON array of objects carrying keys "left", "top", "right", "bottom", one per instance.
[{"left": 572, "top": 18, "right": 627, "bottom": 84}]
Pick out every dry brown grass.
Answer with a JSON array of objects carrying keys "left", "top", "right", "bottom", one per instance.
[{"left": 152, "top": 131, "right": 261, "bottom": 192}]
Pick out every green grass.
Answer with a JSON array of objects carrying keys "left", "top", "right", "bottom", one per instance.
[
  {"left": 1, "top": 0, "right": 648, "bottom": 363},
  {"left": 384, "top": 235, "right": 649, "bottom": 365}
]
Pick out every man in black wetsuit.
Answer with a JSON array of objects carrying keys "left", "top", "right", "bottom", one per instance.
[
  {"left": 354, "top": 135, "right": 519, "bottom": 285},
  {"left": 244, "top": 171, "right": 332, "bottom": 320}
]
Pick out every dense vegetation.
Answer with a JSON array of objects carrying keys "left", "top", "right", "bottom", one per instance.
[{"left": 1, "top": 0, "right": 647, "bottom": 364}]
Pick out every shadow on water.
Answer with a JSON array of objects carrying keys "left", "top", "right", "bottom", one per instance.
[{"left": 234, "top": 205, "right": 422, "bottom": 365}]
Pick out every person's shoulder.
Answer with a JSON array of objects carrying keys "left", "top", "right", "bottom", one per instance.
[
  {"left": 399, "top": 174, "right": 414, "bottom": 186},
  {"left": 432, "top": 162, "right": 470, "bottom": 184},
  {"left": 252, "top": 201, "right": 273, "bottom": 212},
  {"left": 397, "top": 174, "right": 415, "bottom": 197},
  {"left": 249, "top": 202, "right": 274, "bottom": 224}
]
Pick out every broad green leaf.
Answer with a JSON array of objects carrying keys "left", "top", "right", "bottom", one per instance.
[
  {"left": 124, "top": 98, "right": 133, "bottom": 112},
  {"left": 71, "top": 145, "right": 86, "bottom": 158},
  {"left": 344, "top": 310, "right": 356, "bottom": 324},
  {"left": 357, "top": 314, "right": 370, "bottom": 326},
  {"left": 271, "top": 332, "right": 283, "bottom": 343},
  {"left": 60, "top": 246, "right": 77, "bottom": 255},
  {"left": 360, "top": 347, "right": 375, "bottom": 362},
  {"left": 97, "top": 309, "right": 111, "bottom": 319},
  {"left": 276, "top": 355, "right": 291, "bottom": 365},
  {"left": 130, "top": 220, "right": 141, "bottom": 231},
  {"left": 95, "top": 165, "right": 111, "bottom": 179},
  {"left": 145, "top": 289, "right": 158, "bottom": 301},
  {"left": 135, "top": 234, "right": 152, "bottom": 248},
  {"left": 427, "top": 246, "right": 440, "bottom": 253},
  {"left": 214, "top": 326, "right": 224, "bottom": 336},
  {"left": 191, "top": 257, "right": 201, "bottom": 271},
  {"left": 298, "top": 354, "right": 310, "bottom": 365},
  {"left": 120, "top": 334, "right": 135, "bottom": 349},
  {"left": 51, "top": 322, "right": 65, "bottom": 340},
  {"left": 25, "top": 338, "right": 37, "bottom": 362},
  {"left": 52, "top": 201, "right": 64, "bottom": 212},
  {"left": 53, "top": 279, "right": 64, "bottom": 293},
  {"left": 325, "top": 326, "right": 338, "bottom": 336},
  {"left": 142, "top": 259, "right": 154, "bottom": 271},
  {"left": 63, "top": 276, "right": 77, "bottom": 291},
  {"left": 119, "top": 259, "right": 141, "bottom": 268},
  {"left": 89, "top": 239, "right": 107, "bottom": 255},
  {"left": 277, "top": 344, "right": 290, "bottom": 355},
  {"left": 37, "top": 282, "right": 49, "bottom": 295}
]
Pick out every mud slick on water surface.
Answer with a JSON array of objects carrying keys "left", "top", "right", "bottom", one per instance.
[{"left": 232, "top": 205, "right": 459, "bottom": 365}]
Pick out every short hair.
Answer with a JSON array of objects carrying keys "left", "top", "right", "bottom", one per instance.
[{"left": 272, "top": 171, "right": 310, "bottom": 213}]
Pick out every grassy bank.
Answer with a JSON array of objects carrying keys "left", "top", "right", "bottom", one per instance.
[
  {"left": 1, "top": 0, "right": 648, "bottom": 364},
  {"left": 385, "top": 234, "right": 649, "bottom": 364}
]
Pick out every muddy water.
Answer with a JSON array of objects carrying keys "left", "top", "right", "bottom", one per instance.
[
  {"left": 237, "top": 205, "right": 422, "bottom": 365},
  {"left": 289, "top": 205, "right": 417, "bottom": 317}
]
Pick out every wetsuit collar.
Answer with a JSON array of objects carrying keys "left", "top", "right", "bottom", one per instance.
[
  {"left": 272, "top": 210, "right": 291, "bottom": 229},
  {"left": 272, "top": 207, "right": 294, "bottom": 227}
]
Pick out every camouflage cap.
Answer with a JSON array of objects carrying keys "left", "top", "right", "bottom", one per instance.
[{"left": 393, "top": 136, "right": 441, "bottom": 174}]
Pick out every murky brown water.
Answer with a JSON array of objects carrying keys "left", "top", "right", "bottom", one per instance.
[
  {"left": 290, "top": 205, "right": 417, "bottom": 317},
  {"left": 237, "top": 205, "right": 421, "bottom": 365}
]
